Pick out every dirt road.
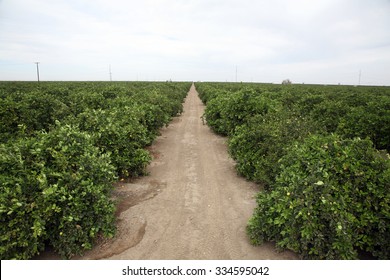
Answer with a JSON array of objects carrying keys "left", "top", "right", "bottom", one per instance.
[{"left": 80, "top": 84, "right": 298, "bottom": 260}]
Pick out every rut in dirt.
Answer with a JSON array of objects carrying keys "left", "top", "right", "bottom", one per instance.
[{"left": 81, "top": 83, "right": 298, "bottom": 260}]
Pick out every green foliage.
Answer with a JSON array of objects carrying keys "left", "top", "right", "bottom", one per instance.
[
  {"left": 198, "top": 82, "right": 390, "bottom": 187},
  {"left": 74, "top": 108, "right": 152, "bottom": 177},
  {"left": 0, "top": 81, "right": 191, "bottom": 259},
  {"left": 296, "top": 89, "right": 390, "bottom": 152},
  {"left": 247, "top": 134, "right": 390, "bottom": 259},
  {"left": 197, "top": 82, "right": 390, "bottom": 259},
  {"left": 0, "top": 91, "right": 70, "bottom": 141},
  {"left": 335, "top": 96, "right": 390, "bottom": 151},
  {"left": 204, "top": 88, "right": 273, "bottom": 136},
  {"left": 203, "top": 93, "right": 232, "bottom": 135},
  {"left": 0, "top": 97, "right": 21, "bottom": 142},
  {"left": 0, "top": 138, "right": 46, "bottom": 259},
  {"left": 228, "top": 111, "right": 318, "bottom": 187},
  {"left": 0, "top": 125, "right": 117, "bottom": 259}
]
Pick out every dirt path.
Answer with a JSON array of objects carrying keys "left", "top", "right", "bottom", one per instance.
[{"left": 80, "top": 84, "right": 298, "bottom": 260}]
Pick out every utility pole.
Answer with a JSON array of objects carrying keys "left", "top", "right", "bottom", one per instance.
[
  {"left": 109, "top": 64, "right": 112, "bottom": 81},
  {"left": 34, "top": 62, "right": 40, "bottom": 82},
  {"left": 358, "top": 69, "right": 361, "bottom": 86},
  {"left": 235, "top": 65, "right": 238, "bottom": 83}
]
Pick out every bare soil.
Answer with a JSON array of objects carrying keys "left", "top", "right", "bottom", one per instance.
[{"left": 39, "top": 84, "right": 298, "bottom": 260}]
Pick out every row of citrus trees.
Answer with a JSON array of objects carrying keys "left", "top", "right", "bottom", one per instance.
[
  {"left": 0, "top": 81, "right": 191, "bottom": 259},
  {"left": 196, "top": 82, "right": 390, "bottom": 259}
]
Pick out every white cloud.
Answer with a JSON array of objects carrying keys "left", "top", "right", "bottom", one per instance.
[{"left": 0, "top": 0, "right": 389, "bottom": 84}]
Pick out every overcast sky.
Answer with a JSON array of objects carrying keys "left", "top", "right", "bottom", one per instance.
[{"left": 0, "top": 0, "right": 389, "bottom": 85}]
